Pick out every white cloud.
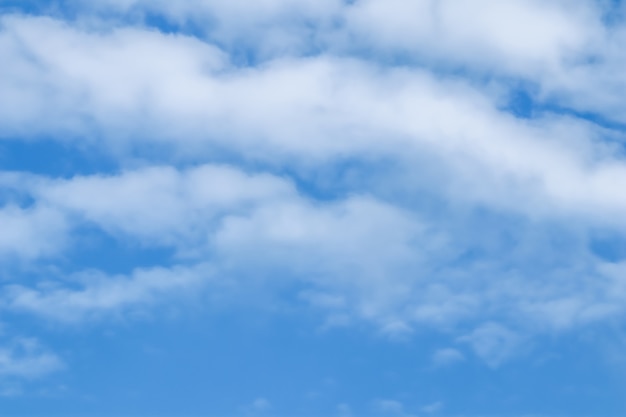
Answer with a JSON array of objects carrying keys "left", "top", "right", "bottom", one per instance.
[
  {"left": 0, "top": 338, "right": 63, "bottom": 380},
  {"left": 345, "top": 0, "right": 601, "bottom": 74},
  {"left": 59, "top": 0, "right": 612, "bottom": 90},
  {"left": 75, "top": 0, "right": 344, "bottom": 57},
  {"left": 0, "top": 164, "right": 296, "bottom": 263},
  {"left": 0, "top": 204, "right": 68, "bottom": 260},
  {"left": 3, "top": 263, "right": 211, "bottom": 322},
  {"left": 0, "top": 173, "right": 431, "bottom": 326},
  {"left": 3, "top": 14, "right": 626, "bottom": 233},
  {"left": 35, "top": 164, "right": 294, "bottom": 246},
  {"left": 3, "top": 1, "right": 626, "bottom": 370},
  {"left": 1, "top": 162, "right": 626, "bottom": 354}
]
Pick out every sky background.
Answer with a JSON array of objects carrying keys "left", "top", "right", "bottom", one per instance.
[{"left": 3, "top": 0, "right": 626, "bottom": 416}]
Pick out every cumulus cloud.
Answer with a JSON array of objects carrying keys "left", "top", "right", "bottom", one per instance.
[
  {"left": 2, "top": 0, "right": 626, "bottom": 372},
  {"left": 1, "top": 163, "right": 624, "bottom": 353},
  {"left": 64, "top": 0, "right": 603, "bottom": 75},
  {"left": 0, "top": 163, "right": 625, "bottom": 349},
  {"left": 345, "top": 0, "right": 601, "bottom": 73},
  {"left": 36, "top": 164, "right": 294, "bottom": 245},
  {"left": 3, "top": 13, "right": 626, "bottom": 231}
]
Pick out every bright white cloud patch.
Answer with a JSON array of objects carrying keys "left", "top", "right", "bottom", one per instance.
[{"left": 2, "top": 1, "right": 626, "bottom": 406}]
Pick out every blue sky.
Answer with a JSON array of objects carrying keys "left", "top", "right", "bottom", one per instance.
[{"left": 3, "top": 1, "right": 626, "bottom": 416}]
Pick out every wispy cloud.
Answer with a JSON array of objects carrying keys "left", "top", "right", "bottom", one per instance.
[
  {"left": 432, "top": 348, "right": 465, "bottom": 368},
  {"left": 0, "top": 338, "right": 63, "bottom": 380},
  {"left": 2, "top": 0, "right": 626, "bottom": 391}
]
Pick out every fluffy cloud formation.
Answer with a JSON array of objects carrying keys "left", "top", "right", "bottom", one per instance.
[
  {"left": 0, "top": 204, "right": 67, "bottom": 260},
  {"left": 2, "top": 13, "right": 626, "bottom": 228},
  {"left": 2, "top": 163, "right": 626, "bottom": 354},
  {"left": 2, "top": 0, "right": 626, "bottom": 375}
]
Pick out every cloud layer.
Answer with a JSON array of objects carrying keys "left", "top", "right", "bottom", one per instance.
[{"left": 3, "top": 0, "right": 626, "bottom": 383}]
